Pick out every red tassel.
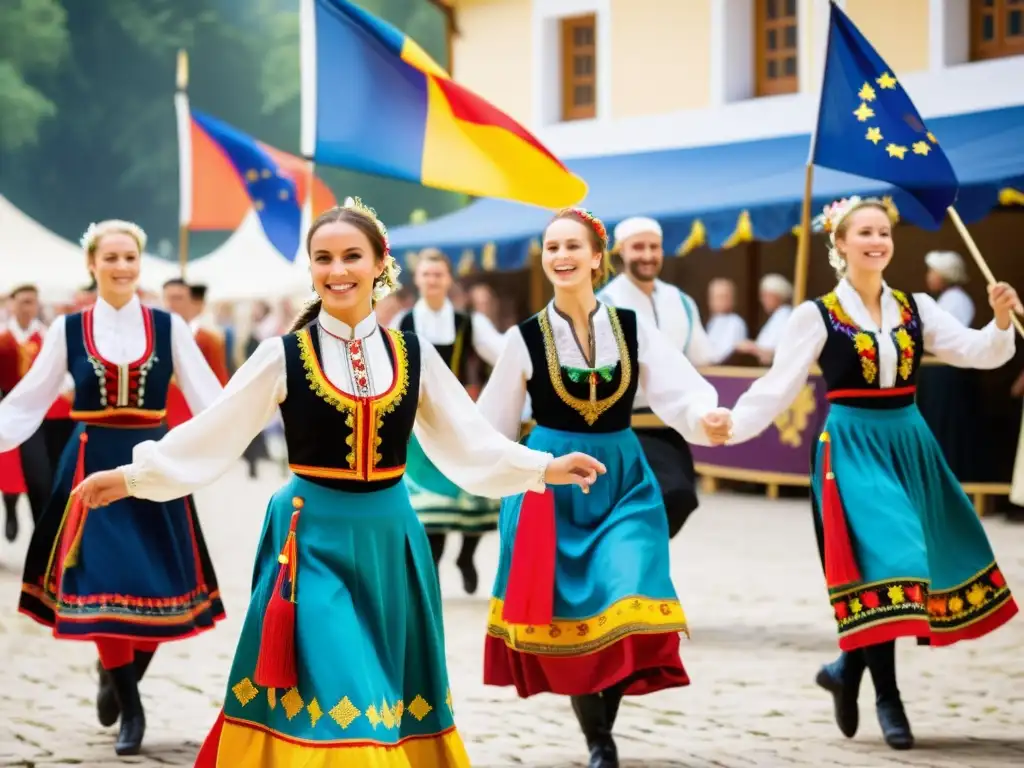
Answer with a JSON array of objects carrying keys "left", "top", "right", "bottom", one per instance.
[
  {"left": 254, "top": 500, "right": 302, "bottom": 689},
  {"left": 820, "top": 433, "right": 862, "bottom": 589},
  {"left": 502, "top": 488, "right": 556, "bottom": 625}
]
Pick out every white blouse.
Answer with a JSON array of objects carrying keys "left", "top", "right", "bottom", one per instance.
[
  {"left": 729, "top": 279, "right": 1015, "bottom": 444},
  {"left": 936, "top": 286, "right": 976, "bottom": 327},
  {"left": 392, "top": 298, "right": 506, "bottom": 367},
  {"left": 754, "top": 305, "right": 794, "bottom": 351},
  {"left": 124, "top": 309, "right": 552, "bottom": 503},
  {"left": 0, "top": 297, "right": 223, "bottom": 452},
  {"left": 706, "top": 313, "right": 749, "bottom": 364},
  {"left": 477, "top": 302, "right": 719, "bottom": 445}
]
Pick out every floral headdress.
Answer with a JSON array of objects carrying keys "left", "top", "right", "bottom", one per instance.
[
  {"left": 79, "top": 220, "right": 148, "bottom": 256},
  {"left": 812, "top": 196, "right": 899, "bottom": 276},
  {"left": 556, "top": 207, "right": 609, "bottom": 252},
  {"left": 342, "top": 196, "right": 401, "bottom": 301}
]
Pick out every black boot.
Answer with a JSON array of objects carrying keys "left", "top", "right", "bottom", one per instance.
[
  {"left": 864, "top": 642, "right": 913, "bottom": 750},
  {"left": 815, "top": 650, "right": 865, "bottom": 738},
  {"left": 455, "top": 535, "right": 480, "bottom": 595},
  {"left": 3, "top": 494, "right": 18, "bottom": 542},
  {"left": 570, "top": 694, "right": 619, "bottom": 768},
  {"left": 134, "top": 649, "right": 155, "bottom": 681},
  {"left": 109, "top": 663, "right": 146, "bottom": 756},
  {"left": 96, "top": 661, "right": 120, "bottom": 727},
  {"left": 427, "top": 532, "right": 446, "bottom": 572}
]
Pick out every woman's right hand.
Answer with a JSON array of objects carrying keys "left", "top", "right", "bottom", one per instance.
[
  {"left": 543, "top": 452, "right": 607, "bottom": 491},
  {"left": 73, "top": 469, "right": 131, "bottom": 510}
]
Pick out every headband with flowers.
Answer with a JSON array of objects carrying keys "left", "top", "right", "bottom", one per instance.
[
  {"left": 341, "top": 196, "right": 401, "bottom": 301},
  {"left": 79, "top": 220, "right": 148, "bottom": 255},
  {"left": 811, "top": 196, "right": 900, "bottom": 276},
  {"left": 556, "top": 207, "right": 609, "bottom": 252}
]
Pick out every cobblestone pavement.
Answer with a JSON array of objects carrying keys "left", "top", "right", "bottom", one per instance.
[{"left": 1, "top": 463, "right": 1022, "bottom": 767}]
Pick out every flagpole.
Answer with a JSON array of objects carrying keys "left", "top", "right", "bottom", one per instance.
[
  {"left": 174, "top": 49, "right": 192, "bottom": 279},
  {"left": 299, "top": 0, "right": 317, "bottom": 263},
  {"left": 946, "top": 207, "right": 1024, "bottom": 338}
]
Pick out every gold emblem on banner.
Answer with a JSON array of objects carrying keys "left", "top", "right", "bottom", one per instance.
[{"left": 773, "top": 384, "right": 816, "bottom": 447}]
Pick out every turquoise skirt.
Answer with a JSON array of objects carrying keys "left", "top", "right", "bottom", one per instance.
[
  {"left": 484, "top": 426, "right": 689, "bottom": 698},
  {"left": 813, "top": 404, "right": 1017, "bottom": 650},
  {"left": 197, "top": 475, "right": 470, "bottom": 767},
  {"left": 405, "top": 435, "right": 499, "bottom": 534}
]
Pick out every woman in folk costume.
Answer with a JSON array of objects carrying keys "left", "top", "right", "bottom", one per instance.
[
  {"left": 392, "top": 248, "right": 506, "bottom": 594},
  {"left": 477, "top": 209, "right": 731, "bottom": 768},
  {"left": 75, "top": 199, "right": 605, "bottom": 768},
  {"left": 0, "top": 221, "right": 226, "bottom": 757},
  {"left": 727, "top": 197, "right": 1019, "bottom": 750}
]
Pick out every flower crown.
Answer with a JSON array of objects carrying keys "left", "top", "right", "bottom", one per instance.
[
  {"left": 343, "top": 196, "right": 390, "bottom": 257},
  {"left": 341, "top": 196, "right": 401, "bottom": 301},
  {"left": 812, "top": 196, "right": 899, "bottom": 236},
  {"left": 557, "top": 207, "right": 608, "bottom": 252},
  {"left": 79, "top": 220, "right": 148, "bottom": 255}
]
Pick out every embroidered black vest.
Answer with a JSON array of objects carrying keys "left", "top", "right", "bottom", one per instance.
[
  {"left": 814, "top": 289, "right": 924, "bottom": 409},
  {"left": 399, "top": 310, "right": 473, "bottom": 384},
  {"left": 521, "top": 306, "right": 639, "bottom": 433},
  {"left": 279, "top": 323, "right": 421, "bottom": 492},
  {"left": 65, "top": 306, "right": 173, "bottom": 426}
]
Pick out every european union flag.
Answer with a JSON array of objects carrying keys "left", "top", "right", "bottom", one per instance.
[
  {"left": 191, "top": 110, "right": 302, "bottom": 260},
  {"left": 812, "top": 3, "right": 959, "bottom": 227}
]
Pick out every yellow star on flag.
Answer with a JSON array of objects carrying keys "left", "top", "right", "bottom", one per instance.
[
  {"left": 853, "top": 102, "right": 875, "bottom": 122},
  {"left": 912, "top": 141, "right": 931, "bottom": 156},
  {"left": 876, "top": 72, "right": 897, "bottom": 89},
  {"left": 865, "top": 127, "right": 883, "bottom": 145},
  {"left": 885, "top": 143, "right": 908, "bottom": 159},
  {"left": 927, "top": 132, "right": 938, "bottom": 144},
  {"left": 254, "top": 199, "right": 265, "bottom": 211},
  {"left": 279, "top": 189, "right": 290, "bottom": 200},
  {"left": 245, "top": 169, "right": 259, "bottom": 182},
  {"left": 858, "top": 83, "right": 876, "bottom": 102},
  {"left": 261, "top": 168, "right": 272, "bottom": 179}
]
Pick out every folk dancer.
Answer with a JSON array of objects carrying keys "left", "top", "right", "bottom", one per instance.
[
  {"left": 2, "top": 221, "right": 226, "bottom": 756},
  {"left": 598, "top": 216, "right": 715, "bottom": 537},
  {"left": 727, "top": 198, "right": 1018, "bottom": 750},
  {"left": 479, "top": 209, "right": 730, "bottom": 768},
  {"left": 392, "top": 248, "right": 507, "bottom": 593},
  {"left": 74, "top": 200, "right": 605, "bottom": 767}
]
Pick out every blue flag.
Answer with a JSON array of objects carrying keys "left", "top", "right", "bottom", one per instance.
[
  {"left": 812, "top": 3, "right": 959, "bottom": 227},
  {"left": 191, "top": 110, "right": 302, "bottom": 260}
]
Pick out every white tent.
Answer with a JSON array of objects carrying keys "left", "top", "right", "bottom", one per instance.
[
  {"left": 185, "top": 211, "right": 311, "bottom": 302},
  {"left": 0, "top": 195, "right": 180, "bottom": 301}
]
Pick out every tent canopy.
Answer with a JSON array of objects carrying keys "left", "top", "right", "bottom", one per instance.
[
  {"left": 0, "top": 196, "right": 179, "bottom": 301},
  {"left": 388, "top": 105, "right": 1024, "bottom": 272}
]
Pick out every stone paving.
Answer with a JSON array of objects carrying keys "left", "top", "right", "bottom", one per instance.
[{"left": 0, "top": 463, "right": 1022, "bottom": 767}]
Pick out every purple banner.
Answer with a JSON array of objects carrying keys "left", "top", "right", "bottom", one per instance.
[{"left": 689, "top": 367, "right": 828, "bottom": 481}]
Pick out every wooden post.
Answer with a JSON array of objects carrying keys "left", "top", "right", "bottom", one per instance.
[
  {"left": 792, "top": 163, "right": 814, "bottom": 305},
  {"left": 176, "top": 49, "right": 190, "bottom": 279}
]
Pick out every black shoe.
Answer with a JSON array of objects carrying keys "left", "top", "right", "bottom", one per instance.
[
  {"left": 570, "top": 694, "right": 619, "bottom": 768},
  {"left": 4, "top": 508, "right": 17, "bottom": 542},
  {"left": 815, "top": 655, "right": 864, "bottom": 739},
  {"left": 96, "top": 661, "right": 120, "bottom": 727},
  {"left": 134, "top": 649, "right": 155, "bottom": 681},
  {"left": 876, "top": 698, "right": 914, "bottom": 750},
  {"left": 455, "top": 553, "right": 478, "bottom": 595},
  {"left": 109, "top": 664, "right": 146, "bottom": 756}
]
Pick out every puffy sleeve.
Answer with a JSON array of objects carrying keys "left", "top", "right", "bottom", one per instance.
[
  {"left": 0, "top": 317, "right": 69, "bottom": 452},
  {"left": 915, "top": 292, "right": 1014, "bottom": 368},
  {"left": 123, "top": 338, "right": 287, "bottom": 502},
  {"left": 475, "top": 326, "right": 532, "bottom": 441},
  {"left": 682, "top": 294, "right": 716, "bottom": 367},
  {"left": 414, "top": 337, "right": 549, "bottom": 498},
  {"left": 170, "top": 314, "right": 226, "bottom": 414},
  {"left": 636, "top": 315, "right": 719, "bottom": 445},
  {"left": 471, "top": 312, "right": 506, "bottom": 367},
  {"left": 728, "top": 301, "right": 826, "bottom": 444}
]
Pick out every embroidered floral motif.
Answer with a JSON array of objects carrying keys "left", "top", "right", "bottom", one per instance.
[
  {"left": 347, "top": 339, "right": 371, "bottom": 397},
  {"left": 927, "top": 562, "right": 1012, "bottom": 632},
  {"left": 891, "top": 289, "right": 918, "bottom": 381},
  {"left": 563, "top": 364, "right": 616, "bottom": 384},
  {"left": 822, "top": 293, "right": 878, "bottom": 385}
]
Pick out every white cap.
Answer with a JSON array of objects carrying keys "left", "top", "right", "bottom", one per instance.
[
  {"left": 925, "top": 250, "right": 968, "bottom": 284},
  {"left": 613, "top": 217, "right": 662, "bottom": 247},
  {"left": 759, "top": 273, "right": 793, "bottom": 301}
]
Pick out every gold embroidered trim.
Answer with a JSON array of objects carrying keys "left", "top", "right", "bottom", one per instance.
[{"left": 539, "top": 306, "right": 631, "bottom": 426}]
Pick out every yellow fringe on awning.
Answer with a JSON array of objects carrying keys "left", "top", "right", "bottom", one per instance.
[
  {"left": 722, "top": 210, "right": 754, "bottom": 249},
  {"left": 677, "top": 220, "right": 707, "bottom": 256},
  {"left": 456, "top": 249, "right": 475, "bottom": 276},
  {"left": 481, "top": 242, "right": 497, "bottom": 271},
  {"left": 999, "top": 188, "right": 1024, "bottom": 206}
]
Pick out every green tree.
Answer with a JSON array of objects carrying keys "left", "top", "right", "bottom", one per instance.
[{"left": 0, "top": 0, "right": 69, "bottom": 151}]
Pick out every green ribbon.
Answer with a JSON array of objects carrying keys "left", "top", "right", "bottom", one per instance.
[{"left": 563, "top": 364, "right": 616, "bottom": 384}]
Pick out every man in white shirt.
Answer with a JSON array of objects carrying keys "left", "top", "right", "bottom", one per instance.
[
  {"left": 925, "top": 250, "right": 975, "bottom": 327},
  {"left": 598, "top": 216, "right": 712, "bottom": 537},
  {"left": 736, "top": 273, "right": 793, "bottom": 364},
  {"left": 706, "top": 278, "right": 748, "bottom": 364}
]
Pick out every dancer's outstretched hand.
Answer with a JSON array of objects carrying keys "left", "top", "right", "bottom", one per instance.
[
  {"left": 702, "top": 408, "right": 733, "bottom": 445},
  {"left": 988, "top": 282, "right": 1023, "bottom": 330},
  {"left": 74, "top": 469, "right": 131, "bottom": 510},
  {"left": 544, "top": 452, "right": 607, "bottom": 492}
]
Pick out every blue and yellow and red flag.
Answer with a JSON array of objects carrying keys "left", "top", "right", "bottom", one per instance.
[
  {"left": 300, "top": 0, "right": 586, "bottom": 209},
  {"left": 812, "top": 2, "right": 959, "bottom": 227}
]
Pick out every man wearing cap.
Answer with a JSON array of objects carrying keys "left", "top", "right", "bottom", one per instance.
[
  {"left": 924, "top": 250, "right": 974, "bottom": 326},
  {"left": 598, "top": 216, "right": 715, "bottom": 537},
  {"left": 735, "top": 273, "right": 794, "bottom": 364}
]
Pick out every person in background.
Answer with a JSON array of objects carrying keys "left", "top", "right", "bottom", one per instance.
[
  {"left": 706, "top": 278, "right": 749, "bottom": 363},
  {"left": 74, "top": 281, "right": 98, "bottom": 311},
  {"left": 924, "top": 251, "right": 974, "bottom": 327},
  {"left": 213, "top": 302, "right": 239, "bottom": 376},
  {"left": 735, "top": 273, "right": 794, "bottom": 364},
  {"left": 468, "top": 282, "right": 501, "bottom": 327},
  {"left": 240, "top": 302, "right": 277, "bottom": 479},
  {"left": 372, "top": 291, "right": 402, "bottom": 328},
  {"left": 599, "top": 216, "right": 714, "bottom": 537}
]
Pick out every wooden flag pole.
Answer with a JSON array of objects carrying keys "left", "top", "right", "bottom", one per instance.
[
  {"left": 792, "top": 163, "right": 815, "bottom": 305},
  {"left": 946, "top": 206, "right": 1024, "bottom": 338},
  {"left": 176, "top": 49, "right": 190, "bottom": 279}
]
